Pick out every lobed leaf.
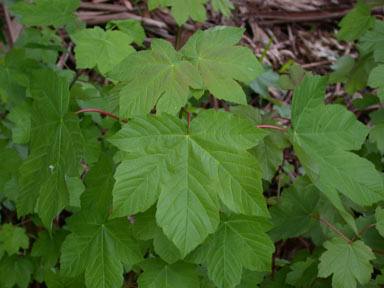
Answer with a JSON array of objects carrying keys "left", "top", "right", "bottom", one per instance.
[
  {"left": 11, "top": 0, "right": 80, "bottom": 28},
  {"left": 72, "top": 27, "right": 135, "bottom": 76},
  {"left": 193, "top": 214, "right": 274, "bottom": 288},
  {"left": 338, "top": 2, "right": 375, "bottom": 42},
  {"left": 16, "top": 69, "right": 83, "bottom": 229},
  {"left": 60, "top": 212, "right": 143, "bottom": 288},
  {"left": 110, "top": 39, "right": 202, "bottom": 117},
  {"left": 269, "top": 177, "right": 320, "bottom": 241},
  {"left": 109, "top": 110, "right": 268, "bottom": 256},
  {"left": 182, "top": 26, "right": 263, "bottom": 104},
  {"left": 291, "top": 76, "right": 384, "bottom": 212},
  {"left": 318, "top": 238, "right": 375, "bottom": 288},
  {"left": 138, "top": 258, "right": 200, "bottom": 288},
  {"left": 0, "top": 224, "right": 29, "bottom": 256}
]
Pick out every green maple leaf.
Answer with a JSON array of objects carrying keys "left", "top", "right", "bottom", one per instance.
[
  {"left": 286, "top": 257, "right": 318, "bottom": 287},
  {"left": 60, "top": 212, "right": 143, "bottom": 288},
  {"left": 148, "top": 0, "right": 208, "bottom": 26},
  {"left": 269, "top": 177, "right": 320, "bottom": 241},
  {"left": 106, "top": 19, "right": 146, "bottom": 46},
  {"left": 181, "top": 26, "right": 263, "bottom": 104},
  {"left": 0, "top": 224, "right": 29, "bottom": 256},
  {"left": 6, "top": 102, "right": 31, "bottom": 144},
  {"left": 318, "top": 238, "right": 375, "bottom": 288},
  {"left": 291, "top": 76, "right": 384, "bottom": 211},
  {"left": 137, "top": 258, "right": 200, "bottom": 288},
  {"left": 361, "top": 20, "right": 384, "bottom": 62},
  {"left": 211, "top": 0, "right": 234, "bottom": 18},
  {"left": 147, "top": 0, "right": 172, "bottom": 10},
  {"left": 368, "top": 65, "right": 384, "bottom": 103},
  {"left": 80, "top": 154, "right": 115, "bottom": 216},
  {"left": 193, "top": 214, "right": 274, "bottom": 288},
  {"left": 338, "top": 2, "right": 375, "bottom": 42},
  {"left": 109, "top": 38, "right": 202, "bottom": 117},
  {"left": 170, "top": 0, "right": 208, "bottom": 26},
  {"left": 11, "top": 0, "right": 80, "bottom": 28},
  {"left": 0, "top": 255, "right": 34, "bottom": 288},
  {"left": 0, "top": 147, "right": 21, "bottom": 192},
  {"left": 231, "top": 105, "right": 290, "bottom": 182},
  {"left": 109, "top": 110, "right": 268, "bottom": 256},
  {"left": 31, "top": 229, "right": 68, "bottom": 268},
  {"left": 133, "top": 206, "right": 182, "bottom": 264},
  {"left": 44, "top": 268, "right": 85, "bottom": 288},
  {"left": 71, "top": 27, "right": 135, "bottom": 76},
  {"left": 16, "top": 69, "right": 83, "bottom": 229}
]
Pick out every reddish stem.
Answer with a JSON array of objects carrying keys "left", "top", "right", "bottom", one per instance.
[
  {"left": 311, "top": 215, "right": 352, "bottom": 243},
  {"left": 75, "top": 109, "right": 287, "bottom": 133},
  {"left": 351, "top": 223, "right": 376, "bottom": 242},
  {"left": 187, "top": 112, "right": 191, "bottom": 135},
  {"left": 256, "top": 125, "right": 287, "bottom": 132},
  {"left": 373, "top": 249, "right": 384, "bottom": 255},
  {"left": 75, "top": 109, "right": 128, "bottom": 123}
]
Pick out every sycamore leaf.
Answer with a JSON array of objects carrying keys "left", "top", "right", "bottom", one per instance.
[
  {"left": 181, "top": 26, "right": 263, "bottom": 104},
  {"left": 15, "top": 27, "right": 63, "bottom": 64},
  {"left": 133, "top": 206, "right": 182, "bottom": 264},
  {"left": 0, "top": 224, "right": 29, "bottom": 255},
  {"left": 269, "top": 177, "right": 320, "bottom": 241},
  {"left": 147, "top": 0, "right": 208, "bottom": 26},
  {"left": 0, "top": 255, "right": 34, "bottom": 288},
  {"left": 60, "top": 212, "right": 143, "bottom": 288},
  {"left": 338, "top": 2, "right": 375, "bottom": 42},
  {"left": 71, "top": 27, "right": 135, "bottom": 75},
  {"left": 231, "top": 105, "right": 289, "bottom": 181},
  {"left": 211, "top": 0, "right": 234, "bottom": 18},
  {"left": 329, "top": 55, "right": 355, "bottom": 84},
  {"left": 110, "top": 39, "right": 202, "bottom": 117},
  {"left": 318, "top": 238, "right": 375, "bottom": 288},
  {"left": 375, "top": 207, "right": 384, "bottom": 237},
  {"left": 279, "top": 64, "right": 311, "bottom": 90},
  {"left": 138, "top": 258, "right": 200, "bottom": 288},
  {"left": 194, "top": 214, "right": 274, "bottom": 288},
  {"left": 251, "top": 125, "right": 289, "bottom": 182},
  {"left": 106, "top": 19, "right": 146, "bottom": 46},
  {"left": 6, "top": 102, "right": 31, "bottom": 144},
  {"left": 170, "top": 0, "right": 208, "bottom": 26},
  {"left": 80, "top": 154, "right": 115, "bottom": 215},
  {"left": 286, "top": 257, "right": 318, "bottom": 287},
  {"left": 11, "top": 0, "right": 80, "bottom": 28},
  {"left": 345, "top": 55, "right": 376, "bottom": 95},
  {"left": 291, "top": 76, "right": 384, "bottom": 210},
  {"left": 109, "top": 110, "right": 268, "bottom": 256},
  {"left": 31, "top": 229, "right": 68, "bottom": 268},
  {"left": 0, "top": 147, "right": 21, "bottom": 191},
  {"left": 361, "top": 20, "right": 384, "bottom": 62},
  {"left": 147, "top": 0, "right": 171, "bottom": 10},
  {"left": 368, "top": 65, "right": 384, "bottom": 103},
  {"left": 236, "top": 270, "right": 265, "bottom": 288},
  {"left": 17, "top": 69, "right": 83, "bottom": 229},
  {"left": 44, "top": 269, "right": 86, "bottom": 288}
]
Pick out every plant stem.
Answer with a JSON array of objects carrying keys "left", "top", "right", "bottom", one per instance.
[
  {"left": 373, "top": 249, "right": 384, "bottom": 255},
  {"left": 256, "top": 125, "right": 287, "bottom": 132},
  {"left": 311, "top": 214, "right": 352, "bottom": 243},
  {"left": 351, "top": 223, "right": 376, "bottom": 242},
  {"left": 75, "top": 109, "right": 289, "bottom": 134},
  {"left": 75, "top": 109, "right": 128, "bottom": 123},
  {"left": 175, "top": 25, "right": 183, "bottom": 50},
  {"left": 187, "top": 112, "right": 191, "bottom": 135}
]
